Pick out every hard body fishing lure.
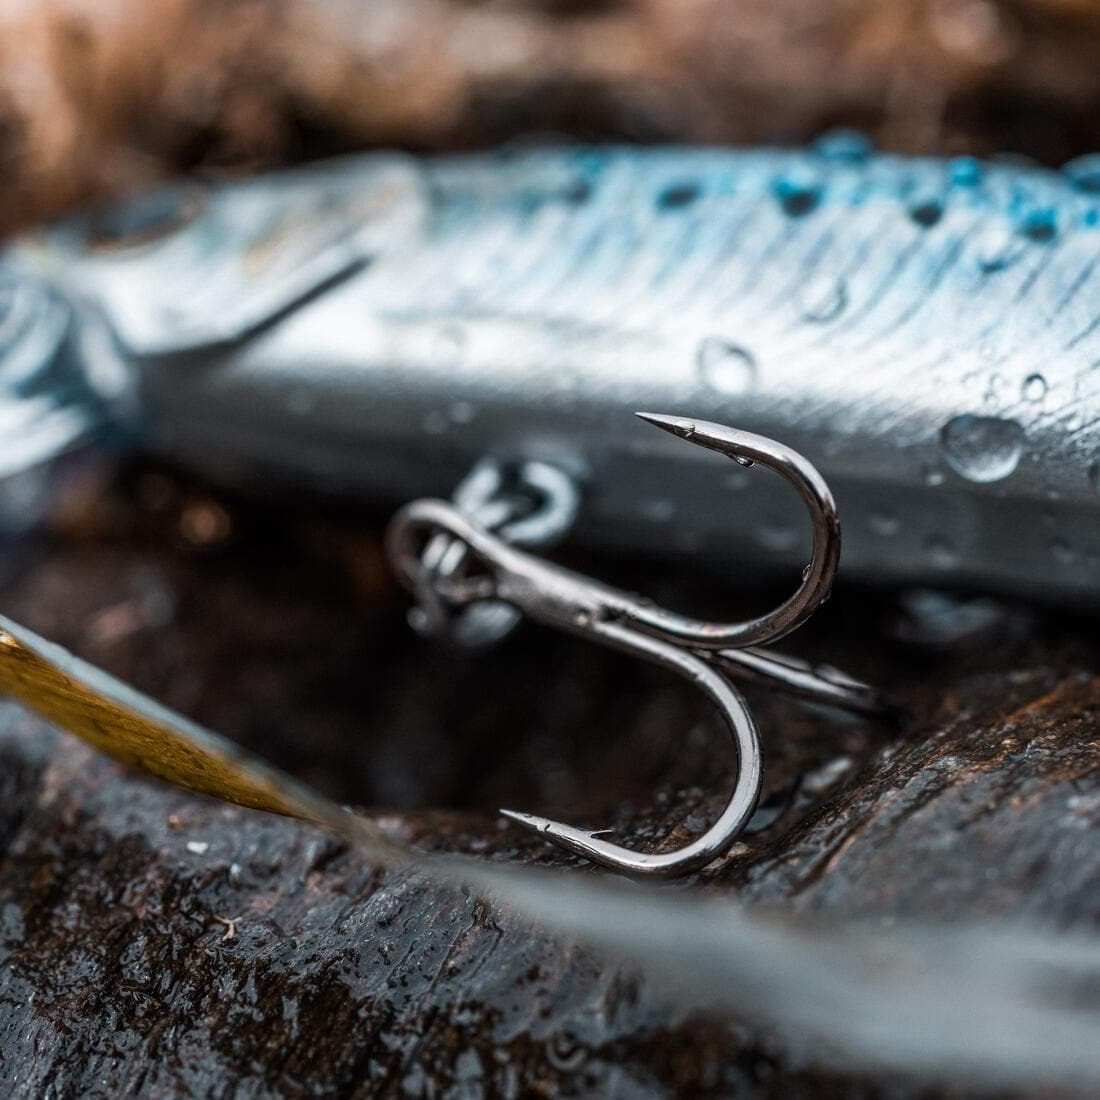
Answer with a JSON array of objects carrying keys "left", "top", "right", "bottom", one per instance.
[{"left": 7, "top": 138, "right": 1100, "bottom": 603}]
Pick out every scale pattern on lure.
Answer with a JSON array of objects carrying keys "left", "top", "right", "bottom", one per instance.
[{"left": 6, "top": 136, "right": 1100, "bottom": 600}]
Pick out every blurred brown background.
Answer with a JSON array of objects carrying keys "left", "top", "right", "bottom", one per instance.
[{"left": 3, "top": 0, "right": 1100, "bottom": 234}]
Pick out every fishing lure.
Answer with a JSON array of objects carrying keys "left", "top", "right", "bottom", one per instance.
[{"left": 7, "top": 138, "right": 1100, "bottom": 604}]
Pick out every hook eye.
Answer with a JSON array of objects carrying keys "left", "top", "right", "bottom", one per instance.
[{"left": 386, "top": 499, "right": 505, "bottom": 610}]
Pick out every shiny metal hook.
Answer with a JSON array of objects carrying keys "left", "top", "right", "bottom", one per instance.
[{"left": 386, "top": 412, "right": 883, "bottom": 878}]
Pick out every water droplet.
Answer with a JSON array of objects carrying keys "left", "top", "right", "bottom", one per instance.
[
  {"left": 798, "top": 273, "right": 848, "bottom": 323},
  {"left": 734, "top": 455, "right": 755, "bottom": 468},
  {"left": 926, "top": 534, "right": 959, "bottom": 568},
  {"left": 949, "top": 157, "right": 983, "bottom": 187},
  {"left": 909, "top": 199, "right": 945, "bottom": 228},
  {"left": 1021, "top": 373, "right": 1047, "bottom": 402},
  {"left": 939, "top": 414, "right": 1024, "bottom": 482},
  {"left": 869, "top": 511, "right": 900, "bottom": 537},
  {"left": 1064, "top": 154, "right": 1100, "bottom": 195},
  {"left": 1049, "top": 538, "right": 1075, "bottom": 565},
  {"left": 922, "top": 464, "right": 947, "bottom": 487},
  {"left": 696, "top": 338, "right": 758, "bottom": 395},
  {"left": 813, "top": 130, "right": 874, "bottom": 163}
]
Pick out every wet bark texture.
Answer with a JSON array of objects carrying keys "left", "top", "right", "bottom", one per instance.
[
  {"left": 3, "top": 0, "right": 1100, "bottom": 232},
  {"left": 0, "top": 465, "right": 1097, "bottom": 1096}
]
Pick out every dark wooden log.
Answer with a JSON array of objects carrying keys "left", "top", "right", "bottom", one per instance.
[{"left": 1, "top": 466, "right": 1098, "bottom": 1095}]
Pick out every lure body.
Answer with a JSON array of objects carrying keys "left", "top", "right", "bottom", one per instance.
[{"left": 9, "top": 141, "right": 1100, "bottom": 602}]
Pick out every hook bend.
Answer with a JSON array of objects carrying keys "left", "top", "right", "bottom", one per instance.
[
  {"left": 386, "top": 497, "right": 762, "bottom": 877},
  {"left": 630, "top": 413, "right": 839, "bottom": 650}
]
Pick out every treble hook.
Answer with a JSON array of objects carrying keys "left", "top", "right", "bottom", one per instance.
[{"left": 386, "top": 413, "right": 885, "bottom": 878}]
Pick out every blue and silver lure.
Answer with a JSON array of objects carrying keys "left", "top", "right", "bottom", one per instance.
[{"left": 5, "top": 136, "right": 1100, "bottom": 603}]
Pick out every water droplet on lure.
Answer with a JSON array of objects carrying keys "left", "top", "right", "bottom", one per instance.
[
  {"left": 923, "top": 464, "right": 947, "bottom": 487},
  {"left": 798, "top": 274, "right": 848, "bottom": 323},
  {"left": 939, "top": 414, "right": 1024, "bottom": 482},
  {"left": 697, "top": 338, "right": 758, "bottom": 395},
  {"left": 1021, "top": 373, "right": 1047, "bottom": 402}
]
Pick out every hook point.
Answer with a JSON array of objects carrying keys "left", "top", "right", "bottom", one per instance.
[
  {"left": 635, "top": 411, "right": 696, "bottom": 439},
  {"left": 499, "top": 808, "right": 552, "bottom": 833}
]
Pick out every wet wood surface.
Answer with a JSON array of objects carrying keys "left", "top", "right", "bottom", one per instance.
[
  {"left": 3, "top": 0, "right": 1100, "bottom": 232},
  {"left": 0, "top": 465, "right": 1097, "bottom": 1096}
]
